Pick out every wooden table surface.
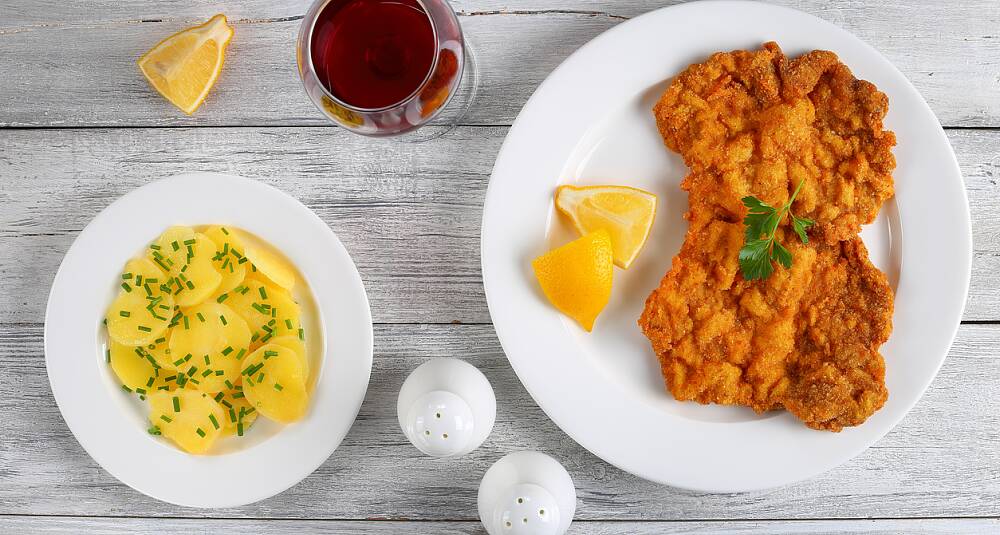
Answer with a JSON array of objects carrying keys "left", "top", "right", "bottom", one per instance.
[{"left": 1, "top": 1, "right": 998, "bottom": 533}]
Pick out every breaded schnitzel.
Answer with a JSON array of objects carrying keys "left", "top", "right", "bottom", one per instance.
[
  {"left": 654, "top": 42, "right": 895, "bottom": 243},
  {"left": 640, "top": 43, "right": 895, "bottom": 430},
  {"left": 639, "top": 220, "right": 892, "bottom": 431}
]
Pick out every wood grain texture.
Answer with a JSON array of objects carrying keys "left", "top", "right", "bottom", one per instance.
[
  {"left": 0, "top": 0, "right": 997, "bottom": 128},
  {"left": 2, "top": 323, "right": 997, "bottom": 519},
  {"left": 0, "top": 516, "right": 997, "bottom": 534},
  {"left": 0, "top": 126, "right": 997, "bottom": 324}
]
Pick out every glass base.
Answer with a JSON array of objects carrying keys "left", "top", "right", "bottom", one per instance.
[{"left": 382, "top": 37, "right": 480, "bottom": 143}]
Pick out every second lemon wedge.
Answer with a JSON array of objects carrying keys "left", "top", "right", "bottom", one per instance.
[
  {"left": 137, "top": 14, "right": 234, "bottom": 115},
  {"left": 555, "top": 184, "right": 657, "bottom": 269},
  {"left": 532, "top": 230, "right": 614, "bottom": 332}
]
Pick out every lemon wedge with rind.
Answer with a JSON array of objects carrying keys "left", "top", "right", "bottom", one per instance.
[
  {"left": 137, "top": 14, "right": 234, "bottom": 115},
  {"left": 531, "top": 230, "right": 614, "bottom": 332},
  {"left": 555, "top": 184, "right": 657, "bottom": 269}
]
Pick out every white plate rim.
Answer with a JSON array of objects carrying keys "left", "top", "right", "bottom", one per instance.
[
  {"left": 481, "top": 0, "right": 971, "bottom": 492},
  {"left": 44, "top": 172, "right": 374, "bottom": 507}
]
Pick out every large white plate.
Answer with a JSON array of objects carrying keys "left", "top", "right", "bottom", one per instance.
[
  {"left": 45, "top": 172, "right": 373, "bottom": 507},
  {"left": 482, "top": 1, "right": 970, "bottom": 492}
]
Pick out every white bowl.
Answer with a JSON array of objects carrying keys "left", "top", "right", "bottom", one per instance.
[{"left": 44, "top": 172, "right": 373, "bottom": 507}]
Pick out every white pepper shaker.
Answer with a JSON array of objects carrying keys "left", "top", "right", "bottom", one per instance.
[
  {"left": 397, "top": 358, "right": 496, "bottom": 457},
  {"left": 478, "top": 451, "right": 576, "bottom": 535}
]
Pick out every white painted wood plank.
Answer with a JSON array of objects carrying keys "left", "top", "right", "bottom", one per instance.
[
  {"left": 1, "top": 323, "right": 997, "bottom": 519},
  {"left": 0, "top": 516, "right": 997, "bottom": 535},
  {"left": 0, "top": 1, "right": 997, "bottom": 127},
  {"left": 0, "top": 127, "right": 996, "bottom": 323}
]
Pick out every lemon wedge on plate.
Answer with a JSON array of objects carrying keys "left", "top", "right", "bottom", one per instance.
[
  {"left": 555, "top": 185, "right": 657, "bottom": 269},
  {"left": 137, "top": 14, "right": 234, "bottom": 115},
  {"left": 532, "top": 230, "right": 614, "bottom": 332}
]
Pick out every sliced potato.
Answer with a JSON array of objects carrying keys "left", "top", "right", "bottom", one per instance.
[
  {"left": 239, "top": 230, "right": 296, "bottom": 290},
  {"left": 148, "top": 228, "right": 222, "bottom": 307},
  {"left": 223, "top": 279, "right": 301, "bottom": 349},
  {"left": 268, "top": 334, "right": 309, "bottom": 380},
  {"left": 106, "top": 288, "right": 175, "bottom": 346},
  {"left": 148, "top": 390, "right": 226, "bottom": 454},
  {"left": 168, "top": 302, "right": 251, "bottom": 393},
  {"left": 216, "top": 386, "right": 259, "bottom": 436},
  {"left": 121, "top": 257, "right": 168, "bottom": 297},
  {"left": 204, "top": 225, "right": 247, "bottom": 294},
  {"left": 241, "top": 343, "right": 308, "bottom": 423},
  {"left": 109, "top": 340, "right": 161, "bottom": 391},
  {"left": 142, "top": 332, "right": 176, "bottom": 371}
]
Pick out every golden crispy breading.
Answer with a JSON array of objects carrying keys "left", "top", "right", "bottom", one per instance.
[
  {"left": 640, "top": 43, "right": 896, "bottom": 431},
  {"left": 638, "top": 220, "right": 892, "bottom": 431},
  {"left": 654, "top": 42, "right": 895, "bottom": 243}
]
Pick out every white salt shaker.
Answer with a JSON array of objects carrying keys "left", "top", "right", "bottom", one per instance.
[
  {"left": 397, "top": 358, "right": 496, "bottom": 457},
  {"left": 478, "top": 451, "right": 576, "bottom": 535}
]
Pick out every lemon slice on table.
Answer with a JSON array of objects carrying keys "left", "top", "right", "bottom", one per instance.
[
  {"left": 555, "top": 185, "right": 657, "bottom": 269},
  {"left": 137, "top": 14, "right": 234, "bottom": 115},
  {"left": 531, "top": 230, "right": 614, "bottom": 332}
]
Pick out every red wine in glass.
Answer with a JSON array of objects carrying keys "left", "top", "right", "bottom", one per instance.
[{"left": 298, "top": 0, "right": 467, "bottom": 136}]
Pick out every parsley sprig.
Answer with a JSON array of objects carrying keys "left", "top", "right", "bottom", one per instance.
[{"left": 738, "top": 180, "right": 814, "bottom": 280}]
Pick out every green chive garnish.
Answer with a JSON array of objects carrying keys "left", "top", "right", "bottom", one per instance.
[
  {"left": 219, "top": 314, "right": 228, "bottom": 326},
  {"left": 221, "top": 346, "right": 233, "bottom": 356},
  {"left": 160, "top": 415, "right": 173, "bottom": 423},
  {"left": 121, "top": 283, "right": 132, "bottom": 293},
  {"left": 196, "top": 312, "right": 205, "bottom": 322},
  {"left": 137, "top": 325, "right": 152, "bottom": 332},
  {"left": 285, "top": 319, "right": 293, "bottom": 330},
  {"left": 209, "top": 414, "right": 220, "bottom": 430},
  {"left": 237, "top": 422, "right": 244, "bottom": 436},
  {"left": 298, "top": 328, "right": 304, "bottom": 340},
  {"left": 259, "top": 287, "right": 268, "bottom": 300},
  {"left": 172, "top": 396, "right": 180, "bottom": 412},
  {"left": 274, "top": 383, "right": 283, "bottom": 391},
  {"left": 196, "top": 428, "right": 206, "bottom": 438},
  {"left": 216, "top": 293, "right": 229, "bottom": 303}
]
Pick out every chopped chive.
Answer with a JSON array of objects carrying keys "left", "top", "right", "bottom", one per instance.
[
  {"left": 135, "top": 387, "right": 147, "bottom": 395},
  {"left": 235, "top": 348, "right": 247, "bottom": 360},
  {"left": 204, "top": 354, "right": 211, "bottom": 365},
  {"left": 256, "top": 373, "right": 264, "bottom": 383},
  {"left": 209, "top": 414, "right": 220, "bottom": 430},
  {"left": 219, "top": 314, "right": 228, "bottom": 326},
  {"left": 172, "top": 357, "right": 186, "bottom": 367},
  {"left": 121, "top": 385, "right": 132, "bottom": 393},
  {"left": 221, "top": 227, "right": 230, "bottom": 235},
  {"left": 224, "top": 379, "right": 234, "bottom": 389},
  {"left": 183, "top": 239, "right": 196, "bottom": 246},
  {"left": 171, "top": 240, "right": 180, "bottom": 251},
  {"left": 172, "top": 396, "right": 180, "bottom": 412},
  {"left": 239, "top": 257, "right": 248, "bottom": 264},
  {"left": 239, "top": 284, "right": 250, "bottom": 294},
  {"left": 298, "top": 328, "right": 304, "bottom": 341},
  {"left": 187, "top": 366, "right": 197, "bottom": 377},
  {"left": 232, "top": 391, "right": 245, "bottom": 399},
  {"left": 137, "top": 325, "right": 152, "bottom": 332},
  {"left": 105, "top": 348, "right": 111, "bottom": 363},
  {"left": 189, "top": 377, "right": 200, "bottom": 385},
  {"left": 237, "top": 422, "right": 244, "bottom": 436},
  {"left": 160, "top": 414, "right": 173, "bottom": 423},
  {"left": 146, "top": 377, "right": 154, "bottom": 388},
  {"left": 195, "top": 428, "right": 206, "bottom": 438},
  {"left": 246, "top": 376, "right": 255, "bottom": 386},
  {"left": 122, "top": 272, "right": 133, "bottom": 280},
  {"left": 259, "top": 287, "right": 268, "bottom": 299},
  {"left": 274, "top": 383, "right": 284, "bottom": 391},
  {"left": 222, "top": 346, "right": 233, "bottom": 356},
  {"left": 164, "top": 375, "right": 177, "bottom": 382},
  {"left": 263, "top": 350, "right": 277, "bottom": 359},
  {"left": 149, "top": 244, "right": 161, "bottom": 250},
  {"left": 154, "top": 337, "right": 166, "bottom": 344},
  {"left": 260, "top": 331, "right": 273, "bottom": 343},
  {"left": 216, "top": 293, "right": 229, "bottom": 304},
  {"left": 251, "top": 332, "right": 260, "bottom": 342},
  {"left": 201, "top": 368, "right": 213, "bottom": 377},
  {"left": 121, "top": 282, "right": 132, "bottom": 293},
  {"left": 284, "top": 319, "right": 293, "bottom": 330},
  {"left": 147, "top": 425, "right": 161, "bottom": 435},
  {"left": 215, "top": 370, "right": 224, "bottom": 376},
  {"left": 183, "top": 316, "right": 190, "bottom": 330},
  {"left": 185, "top": 280, "right": 195, "bottom": 290},
  {"left": 229, "top": 408, "right": 237, "bottom": 423},
  {"left": 184, "top": 353, "right": 193, "bottom": 362},
  {"left": 196, "top": 312, "right": 205, "bottom": 322}
]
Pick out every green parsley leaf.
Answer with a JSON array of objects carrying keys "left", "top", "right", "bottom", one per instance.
[{"left": 738, "top": 180, "right": 812, "bottom": 280}]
